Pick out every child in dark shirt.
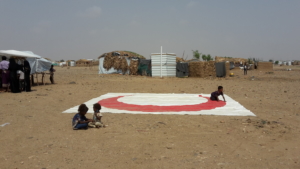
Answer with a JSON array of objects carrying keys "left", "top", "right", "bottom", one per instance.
[
  {"left": 210, "top": 86, "right": 226, "bottom": 102},
  {"left": 72, "top": 104, "right": 93, "bottom": 130}
]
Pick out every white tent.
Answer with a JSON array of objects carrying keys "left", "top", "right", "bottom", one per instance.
[
  {"left": 0, "top": 50, "right": 52, "bottom": 74},
  {"left": 27, "top": 58, "right": 52, "bottom": 74},
  {"left": 0, "top": 50, "right": 41, "bottom": 58}
]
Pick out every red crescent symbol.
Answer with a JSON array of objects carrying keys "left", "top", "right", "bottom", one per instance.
[{"left": 99, "top": 95, "right": 226, "bottom": 112}]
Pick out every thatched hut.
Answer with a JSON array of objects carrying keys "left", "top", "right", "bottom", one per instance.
[
  {"left": 76, "top": 59, "right": 92, "bottom": 67},
  {"left": 257, "top": 62, "right": 273, "bottom": 71},
  {"left": 188, "top": 61, "right": 216, "bottom": 78},
  {"left": 215, "top": 56, "right": 247, "bottom": 64},
  {"left": 98, "top": 51, "right": 145, "bottom": 74}
]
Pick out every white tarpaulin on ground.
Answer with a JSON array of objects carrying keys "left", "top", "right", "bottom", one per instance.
[{"left": 63, "top": 93, "right": 256, "bottom": 116}]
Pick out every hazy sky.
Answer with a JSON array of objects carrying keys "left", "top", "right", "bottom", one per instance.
[{"left": 0, "top": 0, "right": 299, "bottom": 61}]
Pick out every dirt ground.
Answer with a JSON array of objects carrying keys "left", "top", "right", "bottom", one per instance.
[{"left": 0, "top": 65, "right": 299, "bottom": 169}]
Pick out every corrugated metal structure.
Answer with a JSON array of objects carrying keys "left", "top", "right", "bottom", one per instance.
[
  {"left": 151, "top": 53, "right": 176, "bottom": 77},
  {"left": 70, "top": 61, "right": 76, "bottom": 66}
]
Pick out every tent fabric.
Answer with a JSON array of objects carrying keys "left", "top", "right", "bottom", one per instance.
[
  {"left": 139, "top": 59, "right": 151, "bottom": 65},
  {"left": 0, "top": 50, "right": 41, "bottom": 58},
  {"left": 26, "top": 58, "right": 37, "bottom": 74},
  {"left": 98, "top": 57, "right": 131, "bottom": 74},
  {"left": 138, "top": 59, "right": 151, "bottom": 76},
  {"left": 176, "top": 62, "right": 189, "bottom": 77},
  {"left": 0, "top": 50, "right": 51, "bottom": 74},
  {"left": 26, "top": 58, "right": 52, "bottom": 74},
  {"left": 230, "top": 62, "right": 235, "bottom": 70},
  {"left": 35, "top": 58, "right": 52, "bottom": 73},
  {"left": 215, "top": 62, "right": 226, "bottom": 77}
]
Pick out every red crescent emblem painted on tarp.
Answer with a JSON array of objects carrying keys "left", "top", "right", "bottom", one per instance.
[{"left": 99, "top": 95, "right": 226, "bottom": 112}]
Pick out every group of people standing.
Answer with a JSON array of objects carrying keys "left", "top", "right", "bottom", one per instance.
[{"left": 0, "top": 56, "right": 31, "bottom": 93}]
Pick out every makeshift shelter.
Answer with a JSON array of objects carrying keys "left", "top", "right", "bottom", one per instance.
[
  {"left": 292, "top": 61, "right": 300, "bottom": 65},
  {"left": 188, "top": 61, "right": 216, "bottom": 78},
  {"left": 98, "top": 56, "right": 131, "bottom": 74},
  {"left": 98, "top": 51, "right": 145, "bottom": 75},
  {"left": 215, "top": 56, "right": 247, "bottom": 64},
  {"left": 66, "top": 60, "right": 76, "bottom": 66},
  {"left": 0, "top": 50, "right": 51, "bottom": 74},
  {"left": 27, "top": 58, "right": 52, "bottom": 74},
  {"left": 76, "top": 59, "right": 92, "bottom": 67},
  {"left": 93, "top": 60, "right": 99, "bottom": 66},
  {"left": 0, "top": 50, "right": 52, "bottom": 85},
  {"left": 257, "top": 62, "right": 273, "bottom": 71},
  {"left": 176, "top": 57, "right": 186, "bottom": 63},
  {"left": 151, "top": 53, "right": 176, "bottom": 77},
  {"left": 137, "top": 59, "right": 151, "bottom": 76},
  {"left": 230, "top": 62, "right": 235, "bottom": 70},
  {"left": 0, "top": 50, "right": 41, "bottom": 59},
  {"left": 176, "top": 62, "right": 189, "bottom": 77},
  {"left": 215, "top": 62, "right": 226, "bottom": 77}
]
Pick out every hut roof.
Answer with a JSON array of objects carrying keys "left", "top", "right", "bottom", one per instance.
[
  {"left": 44, "top": 58, "right": 52, "bottom": 61},
  {"left": 76, "top": 59, "right": 91, "bottom": 62},
  {"left": 98, "top": 51, "right": 145, "bottom": 59},
  {"left": 215, "top": 56, "right": 247, "bottom": 63}
]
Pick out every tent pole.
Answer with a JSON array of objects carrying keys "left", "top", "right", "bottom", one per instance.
[{"left": 160, "top": 46, "right": 162, "bottom": 78}]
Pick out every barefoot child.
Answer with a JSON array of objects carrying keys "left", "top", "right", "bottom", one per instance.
[
  {"left": 88, "top": 103, "right": 105, "bottom": 128},
  {"left": 210, "top": 86, "right": 226, "bottom": 102},
  {"left": 72, "top": 104, "right": 93, "bottom": 130}
]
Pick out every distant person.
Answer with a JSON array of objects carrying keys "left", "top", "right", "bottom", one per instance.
[
  {"left": 49, "top": 65, "right": 55, "bottom": 84},
  {"left": 210, "top": 86, "right": 226, "bottom": 102},
  {"left": 23, "top": 60, "right": 31, "bottom": 92},
  {"left": 72, "top": 104, "right": 93, "bottom": 130},
  {"left": 0, "top": 56, "right": 10, "bottom": 92},
  {"left": 244, "top": 64, "right": 247, "bottom": 75},
  {"left": 88, "top": 103, "right": 105, "bottom": 128},
  {"left": 8, "top": 58, "right": 20, "bottom": 93}
]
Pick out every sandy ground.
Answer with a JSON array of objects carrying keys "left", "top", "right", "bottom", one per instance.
[{"left": 0, "top": 65, "right": 300, "bottom": 169}]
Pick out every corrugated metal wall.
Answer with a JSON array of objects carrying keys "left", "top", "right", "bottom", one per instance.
[{"left": 151, "top": 53, "right": 176, "bottom": 77}]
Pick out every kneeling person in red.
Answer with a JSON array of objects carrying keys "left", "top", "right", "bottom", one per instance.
[{"left": 210, "top": 86, "right": 226, "bottom": 102}]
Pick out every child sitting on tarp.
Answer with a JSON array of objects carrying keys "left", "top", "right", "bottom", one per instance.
[
  {"left": 72, "top": 104, "right": 93, "bottom": 130},
  {"left": 210, "top": 86, "right": 226, "bottom": 102},
  {"left": 88, "top": 103, "right": 106, "bottom": 128}
]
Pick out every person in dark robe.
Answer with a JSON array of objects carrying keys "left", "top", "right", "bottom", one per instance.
[
  {"left": 8, "top": 58, "right": 20, "bottom": 93},
  {"left": 23, "top": 60, "right": 31, "bottom": 92},
  {"left": 49, "top": 65, "right": 55, "bottom": 84}
]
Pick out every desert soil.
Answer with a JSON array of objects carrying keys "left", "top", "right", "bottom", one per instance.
[{"left": 0, "top": 65, "right": 299, "bottom": 169}]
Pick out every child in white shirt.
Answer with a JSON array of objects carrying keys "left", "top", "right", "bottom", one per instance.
[
  {"left": 17, "top": 70, "right": 24, "bottom": 91},
  {"left": 88, "top": 103, "right": 105, "bottom": 128}
]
